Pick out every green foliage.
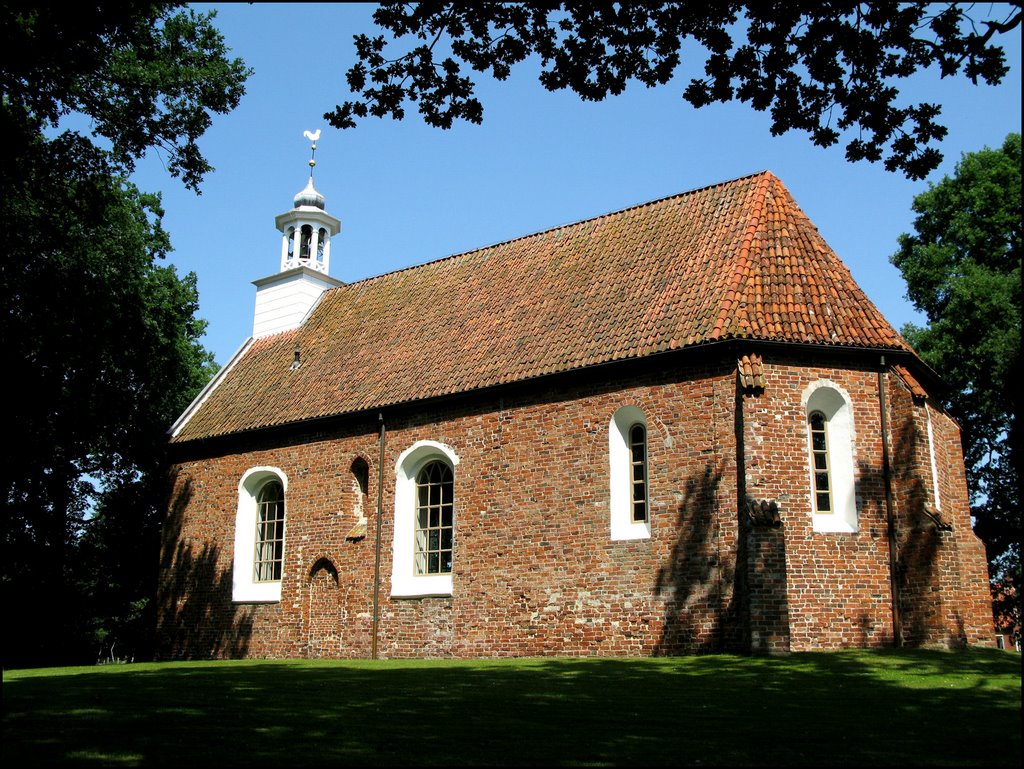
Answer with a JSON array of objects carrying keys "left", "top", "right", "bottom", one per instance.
[
  {"left": 0, "top": 3, "right": 247, "bottom": 667},
  {"left": 2, "top": 3, "right": 249, "bottom": 190},
  {"left": 891, "top": 133, "right": 1022, "bottom": 580},
  {"left": 329, "top": 2, "right": 1021, "bottom": 179}
]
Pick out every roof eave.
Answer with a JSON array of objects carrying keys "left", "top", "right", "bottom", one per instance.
[{"left": 168, "top": 336, "right": 920, "bottom": 452}]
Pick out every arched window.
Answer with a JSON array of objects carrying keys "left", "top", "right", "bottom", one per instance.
[
  {"left": 233, "top": 467, "right": 288, "bottom": 602},
  {"left": 629, "top": 424, "right": 649, "bottom": 523},
  {"left": 415, "top": 461, "right": 454, "bottom": 575},
  {"left": 317, "top": 227, "right": 327, "bottom": 263},
  {"left": 609, "top": 406, "right": 652, "bottom": 540},
  {"left": 299, "top": 224, "right": 313, "bottom": 260},
  {"left": 392, "top": 441, "right": 459, "bottom": 597},
  {"left": 253, "top": 481, "right": 285, "bottom": 582},
  {"left": 286, "top": 227, "right": 296, "bottom": 259},
  {"left": 808, "top": 411, "right": 832, "bottom": 515},
  {"left": 803, "top": 382, "right": 858, "bottom": 532}
]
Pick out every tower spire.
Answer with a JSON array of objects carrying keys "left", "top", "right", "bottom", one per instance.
[
  {"left": 303, "top": 128, "right": 321, "bottom": 180},
  {"left": 274, "top": 129, "right": 339, "bottom": 274},
  {"left": 252, "top": 130, "right": 343, "bottom": 339}
]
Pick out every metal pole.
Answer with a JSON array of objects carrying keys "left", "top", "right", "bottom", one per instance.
[
  {"left": 878, "top": 358, "right": 903, "bottom": 647},
  {"left": 371, "top": 412, "right": 386, "bottom": 659}
]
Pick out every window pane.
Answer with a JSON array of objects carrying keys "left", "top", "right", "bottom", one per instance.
[
  {"left": 809, "top": 411, "right": 833, "bottom": 516},
  {"left": 415, "top": 460, "right": 454, "bottom": 575},
  {"left": 634, "top": 480, "right": 646, "bottom": 499},
  {"left": 628, "top": 422, "right": 649, "bottom": 523},
  {"left": 253, "top": 481, "right": 285, "bottom": 583}
]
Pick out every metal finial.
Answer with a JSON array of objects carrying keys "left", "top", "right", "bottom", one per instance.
[{"left": 303, "top": 129, "right": 321, "bottom": 178}]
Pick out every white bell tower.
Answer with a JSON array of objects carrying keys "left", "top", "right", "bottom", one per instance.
[{"left": 252, "top": 130, "right": 343, "bottom": 338}]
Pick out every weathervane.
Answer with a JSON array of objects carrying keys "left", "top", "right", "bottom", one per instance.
[{"left": 303, "top": 129, "right": 321, "bottom": 179}]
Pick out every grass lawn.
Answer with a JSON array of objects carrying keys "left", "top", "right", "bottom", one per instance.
[{"left": 3, "top": 649, "right": 1020, "bottom": 767}]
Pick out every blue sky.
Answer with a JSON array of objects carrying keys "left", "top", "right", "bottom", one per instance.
[{"left": 131, "top": 3, "right": 1022, "bottom": 367}]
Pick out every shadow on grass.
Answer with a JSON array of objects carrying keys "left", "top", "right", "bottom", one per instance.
[{"left": 3, "top": 650, "right": 1019, "bottom": 767}]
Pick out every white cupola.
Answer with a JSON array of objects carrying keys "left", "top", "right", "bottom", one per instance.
[{"left": 252, "top": 130, "right": 344, "bottom": 338}]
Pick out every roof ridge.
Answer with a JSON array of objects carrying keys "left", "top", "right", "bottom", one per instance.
[
  {"left": 339, "top": 170, "right": 774, "bottom": 290},
  {"left": 711, "top": 172, "right": 773, "bottom": 339}
]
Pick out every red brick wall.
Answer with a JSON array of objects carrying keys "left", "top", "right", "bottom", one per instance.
[
  {"left": 741, "top": 357, "right": 895, "bottom": 649},
  {"left": 885, "top": 376, "right": 994, "bottom": 647},
  {"left": 156, "top": 352, "right": 993, "bottom": 659}
]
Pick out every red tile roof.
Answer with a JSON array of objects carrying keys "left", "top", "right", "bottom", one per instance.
[
  {"left": 892, "top": 364, "right": 929, "bottom": 400},
  {"left": 738, "top": 353, "right": 767, "bottom": 392},
  {"left": 172, "top": 171, "right": 912, "bottom": 443}
]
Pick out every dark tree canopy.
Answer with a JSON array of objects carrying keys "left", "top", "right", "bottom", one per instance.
[
  {"left": 2, "top": 3, "right": 249, "bottom": 190},
  {"left": 1, "top": 3, "right": 249, "bottom": 666},
  {"left": 891, "top": 133, "right": 1021, "bottom": 584},
  {"left": 328, "top": 2, "right": 1021, "bottom": 179}
]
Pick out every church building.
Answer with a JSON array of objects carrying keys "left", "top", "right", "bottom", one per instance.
[{"left": 157, "top": 153, "right": 995, "bottom": 659}]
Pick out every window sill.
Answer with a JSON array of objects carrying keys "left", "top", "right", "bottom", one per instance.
[
  {"left": 812, "top": 516, "right": 857, "bottom": 534},
  {"left": 232, "top": 580, "right": 282, "bottom": 603},
  {"left": 611, "top": 521, "right": 652, "bottom": 541},
  {"left": 390, "top": 592, "right": 454, "bottom": 600},
  {"left": 391, "top": 572, "right": 453, "bottom": 598}
]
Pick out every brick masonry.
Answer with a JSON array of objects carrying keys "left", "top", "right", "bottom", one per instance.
[{"left": 156, "top": 349, "right": 995, "bottom": 659}]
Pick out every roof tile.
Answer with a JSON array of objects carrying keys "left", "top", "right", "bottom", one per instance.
[{"left": 173, "top": 171, "right": 912, "bottom": 443}]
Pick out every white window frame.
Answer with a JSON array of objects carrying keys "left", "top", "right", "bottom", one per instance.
[
  {"left": 610, "top": 405, "right": 652, "bottom": 540},
  {"left": 233, "top": 466, "right": 288, "bottom": 602},
  {"left": 924, "top": 402, "right": 942, "bottom": 511},
  {"left": 392, "top": 440, "right": 459, "bottom": 597},
  {"left": 802, "top": 381, "right": 858, "bottom": 533}
]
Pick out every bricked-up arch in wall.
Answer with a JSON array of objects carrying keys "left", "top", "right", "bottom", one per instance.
[
  {"left": 309, "top": 556, "right": 339, "bottom": 584},
  {"left": 307, "top": 557, "right": 341, "bottom": 658},
  {"left": 348, "top": 456, "right": 371, "bottom": 540}
]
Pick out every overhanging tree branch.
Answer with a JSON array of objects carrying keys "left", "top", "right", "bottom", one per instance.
[{"left": 329, "top": 2, "right": 1021, "bottom": 180}]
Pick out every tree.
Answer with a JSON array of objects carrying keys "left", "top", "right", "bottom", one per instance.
[
  {"left": 328, "top": 2, "right": 1020, "bottom": 180},
  {"left": 1, "top": 4, "right": 248, "bottom": 666},
  {"left": 890, "top": 133, "right": 1021, "bottom": 588},
  {"left": 2, "top": 3, "right": 248, "bottom": 191}
]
